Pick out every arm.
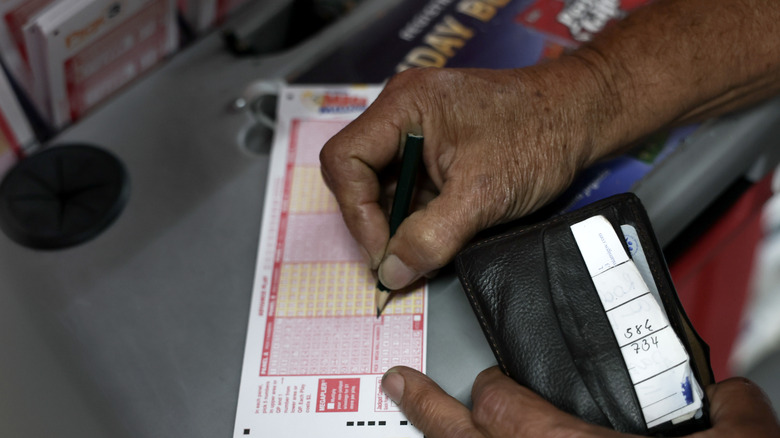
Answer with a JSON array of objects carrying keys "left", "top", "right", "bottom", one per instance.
[
  {"left": 575, "top": 0, "right": 780, "bottom": 160},
  {"left": 319, "top": 0, "right": 780, "bottom": 290}
]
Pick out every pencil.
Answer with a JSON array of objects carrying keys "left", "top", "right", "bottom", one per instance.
[{"left": 376, "top": 133, "right": 424, "bottom": 317}]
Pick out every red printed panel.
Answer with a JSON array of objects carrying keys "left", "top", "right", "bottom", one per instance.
[
  {"left": 262, "top": 314, "right": 424, "bottom": 376},
  {"left": 316, "top": 378, "right": 360, "bottom": 412},
  {"left": 282, "top": 213, "right": 363, "bottom": 263},
  {"left": 291, "top": 119, "right": 344, "bottom": 166}
]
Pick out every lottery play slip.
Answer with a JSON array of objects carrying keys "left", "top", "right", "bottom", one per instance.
[{"left": 232, "top": 85, "right": 427, "bottom": 438}]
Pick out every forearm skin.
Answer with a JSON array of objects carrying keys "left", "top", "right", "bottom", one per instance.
[{"left": 564, "top": 0, "right": 780, "bottom": 163}]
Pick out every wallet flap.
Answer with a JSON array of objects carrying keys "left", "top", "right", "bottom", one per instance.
[
  {"left": 543, "top": 223, "right": 646, "bottom": 433},
  {"left": 457, "top": 225, "right": 612, "bottom": 425}
]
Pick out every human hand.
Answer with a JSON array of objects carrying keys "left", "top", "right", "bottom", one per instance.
[
  {"left": 319, "top": 61, "right": 620, "bottom": 290},
  {"left": 381, "top": 366, "right": 780, "bottom": 438}
]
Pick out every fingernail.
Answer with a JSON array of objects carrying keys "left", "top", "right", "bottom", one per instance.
[
  {"left": 378, "top": 255, "right": 418, "bottom": 290},
  {"left": 382, "top": 369, "right": 405, "bottom": 404}
]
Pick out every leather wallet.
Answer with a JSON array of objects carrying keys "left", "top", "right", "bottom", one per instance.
[{"left": 454, "top": 193, "right": 714, "bottom": 436}]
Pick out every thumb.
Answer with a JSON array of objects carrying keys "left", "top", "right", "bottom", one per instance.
[
  {"left": 378, "top": 186, "right": 484, "bottom": 289},
  {"left": 706, "top": 377, "right": 780, "bottom": 436},
  {"left": 381, "top": 366, "right": 479, "bottom": 438}
]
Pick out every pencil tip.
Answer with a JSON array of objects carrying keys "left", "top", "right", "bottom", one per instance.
[{"left": 375, "top": 286, "right": 391, "bottom": 317}]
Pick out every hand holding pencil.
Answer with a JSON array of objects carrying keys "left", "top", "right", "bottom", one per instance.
[{"left": 320, "top": 65, "right": 609, "bottom": 298}]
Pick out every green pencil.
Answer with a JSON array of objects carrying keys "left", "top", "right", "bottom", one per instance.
[{"left": 376, "top": 133, "right": 424, "bottom": 316}]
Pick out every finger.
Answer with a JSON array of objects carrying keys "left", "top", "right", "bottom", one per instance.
[
  {"left": 319, "top": 76, "right": 429, "bottom": 268},
  {"left": 319, "top": 114, "right": 404, "bottom": 268},
  {"left": 705, "top": 377, "right": 780, "bottom": 437},
  {"left": 382, "top": 366, "right": 482, "bottom": 438},
  {"left": 471, "top": 367, "right": 631, "bottom": 438},
  {"left": 471, "top": 367, "right": 564, "bottom": 437},
  {"left": 377, "top": 182, "right": 485, "bottom": 290}
]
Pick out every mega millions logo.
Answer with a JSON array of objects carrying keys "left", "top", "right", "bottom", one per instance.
[{"left": 301, "top": 91, "right": 369, "bottom": 114}]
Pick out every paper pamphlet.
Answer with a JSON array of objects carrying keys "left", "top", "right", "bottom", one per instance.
[
  {"left": 570, "top": 216, "right": 703, "bottom": 428},
  {"left": 22, "top": 0, "right": 178, "bottom": 128},
  {"left": 232, "top": 85, "right": 427, "bottom": 438},
  {"left": 0, "top": 0, "right": 57, "bottom": 99},
  {"left": 0, "top": 68, "right": 36, "bottom": 176}
]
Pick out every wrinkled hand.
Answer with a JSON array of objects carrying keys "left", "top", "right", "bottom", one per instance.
[
  {"left": 381, "top": 366, "right": 780, "bottom": 438},
  {"left": 320, "top": 61, "right": 616, "bottom": 290}
]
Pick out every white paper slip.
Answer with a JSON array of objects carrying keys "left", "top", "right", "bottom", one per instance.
[
  {"left": 619, "top": 324, "right": 689, "bottom": 384},
  {"left": 570, "top": 215, "right": 630, "bottom": 276},
  {"left": 606, "top": 293, "right": 670, "bottom": 349},
  {"left": 590, "top": 261, "right": 648, "bottom": 312},
  {"left": 570, "top": 215, "right": 702, "bottom": 429}
]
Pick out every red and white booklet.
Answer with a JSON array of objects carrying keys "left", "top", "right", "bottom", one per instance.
[
  {"left": 232, "top": 84, "right": 427, "bottom": 438},
  {"left": 0, "top": 68, "right": 35, "bottom": 177},
  {"left": 22, "top": 0, "right": 178, "bottom": 128},
  {"left": 0, "top": 0, "right": 57, "bottom": 103}
]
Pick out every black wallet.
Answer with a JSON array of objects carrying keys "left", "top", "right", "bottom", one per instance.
[{"left": 454, "top": 193, "right": 714, "bottom": 436}]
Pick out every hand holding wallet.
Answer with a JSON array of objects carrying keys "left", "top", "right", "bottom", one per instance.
[{"left": 454, "top": 193, "right": 714, "bottom": 436}]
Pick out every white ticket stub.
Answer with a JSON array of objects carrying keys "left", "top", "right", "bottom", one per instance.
[
  {"left": 570, "top": 215, "right": 702, "bottom": 428},
  {"left": 232, "top": 85, "right": 427, "bottom": 438}
]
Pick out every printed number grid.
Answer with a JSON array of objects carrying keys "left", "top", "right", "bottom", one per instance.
[
  {"left": 267, "top": 314, "right": 424, "bottom": 376},
  {"left": 270, "top": 262, "right": 425, "bottom": 375},
  {"left": 276, "top": 262, "right": 373, "bottom": 317},
  {"left": 275, "top": 262, "right": 424, "bottom": 317},
  {"left": 289, "top": 166, "right": 339, "bottom": 214},
  {"left": 371, "top": 314, "right": 425, "bottom": 374},
  {"left": 263, "top": 117, "right": 426, "bottom": 376}
]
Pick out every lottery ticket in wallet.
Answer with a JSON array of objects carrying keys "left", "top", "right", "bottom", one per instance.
[{"left": 232, "top": 85, "right": 427, "bottom": 438}]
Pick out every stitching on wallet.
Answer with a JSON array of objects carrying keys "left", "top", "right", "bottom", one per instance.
[{"left": 456, "top": 262, "right": 508, "bottom": 373}]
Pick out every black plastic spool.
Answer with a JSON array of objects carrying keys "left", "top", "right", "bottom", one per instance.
[{"left": 0, "top": 144, "right": 130, "bottom": 250}]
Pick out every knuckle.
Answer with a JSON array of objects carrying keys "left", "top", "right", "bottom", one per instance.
[
  {"left": 383, "top": 68, "right": 442, "bottom": 110},
  {"left": 404, "top": 390, "right": 481, "bottom": 438},
  {"left": 318, "top": 144, "right": 334, "bottom": 169},
  {"left": 414, "top": 227, "right": 453, "bottom": 267},
  {"left": 471, "top": 383, "right": 512, "bottom": 426},
  {"left": 722, "top": 376, "right": 771, "bottom": 401},
  {"left": 404, "top": 385, "right": 442, "bottom": 415},
  {"left": 388, "top": 67, "right": 434, "bottom": 88},
  {"left": 318, "top": 141, "right": 346, "bottom": 176}
]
